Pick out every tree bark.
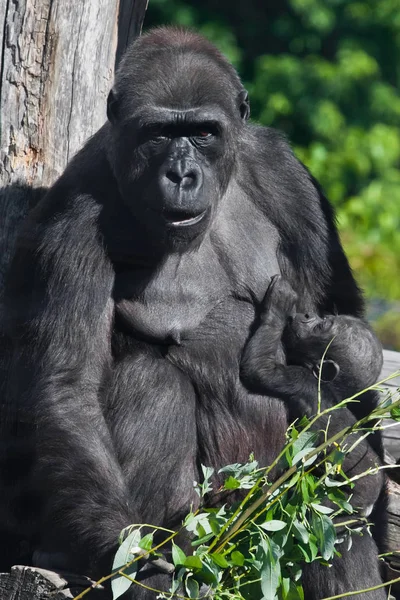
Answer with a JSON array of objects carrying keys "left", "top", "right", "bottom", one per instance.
[{"left": 0, "top": 0, "right": 147, "bottom": 291}]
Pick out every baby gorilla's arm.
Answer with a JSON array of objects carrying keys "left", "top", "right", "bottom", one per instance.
[{"left": 241, "top": 275, "right": 320, "bottom": 408}]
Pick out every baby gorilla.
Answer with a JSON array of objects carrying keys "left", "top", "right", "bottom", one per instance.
[
  {"left": 241, "top": 275, "right": 385, "bottom": 521},
  {"left": 241, "top": 275, "right": 383, "bottom": 422}
]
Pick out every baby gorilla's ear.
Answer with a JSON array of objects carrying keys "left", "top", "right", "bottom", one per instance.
[{"left": 312, "top": 359, "right": 340, "bottom": 382}]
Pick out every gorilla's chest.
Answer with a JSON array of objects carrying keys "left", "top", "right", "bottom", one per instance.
[
  {"left": 113, "top": 246, "right": 236, "bottom": 345},
  {"left": 115, "top": 275, "right": 229, "bottom": 346},
  {"left": 112, "top": 220, "right": 279, "bottom": 346},
  {"left": 113, "top": 264, "right": 257, "bottom": 392}
]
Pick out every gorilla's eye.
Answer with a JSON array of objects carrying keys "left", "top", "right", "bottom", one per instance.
[
  {"left": 193, "top": 124, "right": 218, "bottom": 140},
  {"left": 151, "top": 128, "right": 168, "bottom": 140},
  {"left": 138, "top": 125, "right": 170, "bottom": 146}
]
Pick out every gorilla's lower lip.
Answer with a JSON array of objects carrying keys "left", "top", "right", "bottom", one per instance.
[{"left": 168, "top": 210, "right": 207, "bottom": 227}]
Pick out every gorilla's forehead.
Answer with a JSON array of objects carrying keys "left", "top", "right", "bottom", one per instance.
[{"left": 117, "top": 50, "right": 240, "bottom": 114}]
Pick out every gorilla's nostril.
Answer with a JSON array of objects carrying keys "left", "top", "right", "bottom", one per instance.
[
  {"left": 166, "top": 170, "right": 182, "bottom": 185},
  {"left": 181, "top": 172, "right": 197, "bottom": 188}
]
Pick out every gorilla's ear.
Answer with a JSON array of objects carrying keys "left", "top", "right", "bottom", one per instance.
[
  {"left": 312, "top": 359, "right": 340, "bottom": 383},
  {"left": 238, "top": 90, "right": 250, "bottom": 121},
  {"left": 107, "top": 88, "right": 119, "bottom": 124}
]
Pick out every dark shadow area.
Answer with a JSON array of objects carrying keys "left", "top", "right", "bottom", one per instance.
[{"left": 0, "top": 184, "right": 48, "bottom": 295}]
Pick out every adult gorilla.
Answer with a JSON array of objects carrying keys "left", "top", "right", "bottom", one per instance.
[{"left": 0, "top": 27, "right": 384, "bottom": 599}]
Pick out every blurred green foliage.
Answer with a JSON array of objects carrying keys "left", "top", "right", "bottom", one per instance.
[{"left": 144, "top": 0, "right": 400, "bottom": 347}]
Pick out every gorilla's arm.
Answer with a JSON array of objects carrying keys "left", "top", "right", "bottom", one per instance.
[
  {"left": 240, "top": 276, "right": 321, "bottom": 411},
  {"left": 242, "top": 127, "right": 364, "bottom": 318},
  {"left": 310, "top": 174, "right": 364, "bottom": 317},
  {"left": 3, "top": 190, "right": 134, "bottom": 573}
]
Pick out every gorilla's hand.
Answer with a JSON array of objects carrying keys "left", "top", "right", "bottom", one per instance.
[{"left": 261, "top": 275, "right": 298, "bottom": 320}]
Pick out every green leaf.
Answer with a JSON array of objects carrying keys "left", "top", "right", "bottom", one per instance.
[
  {"left": 184, "top": 555, "right": 203, "bottom": 570},
  {"left": 311, "top": 503, "right": 334, "bottom": 515},
  {"left": 292, "top": 448, "right": 317, "bottom": 466},
  {"left": 195, "top": 465, "right": 215, "bottom": 498},
  {"left": 342, "top": 500, "right": 354, "bottom": 513},
  {"left": 292, "top": 431, "right": 318, "bottom": 455},
  {"left": 292, "top": 582, "right": 305, "bottom": 600},
  {"left": 219, "top": 460, "right": 259, "bottom": 476},
  {"left": 330, "top": 449, "right": 346, "bottom": 466},
  {"left": 201, "top": 465, "right": 215, "bottom": 480},
  {"left": 282, "top": 578, "right": 305, "bottom": 600},
  {"left": 230, "top": 550, "right": 245, "bottom": 566},
  {"left": 224, "top": 476, "right": 241, "bottom": 490},
  {"left": 170, "top": 576, "right": 181, "bottom": 596},
  {"left": 112, "top": 529, "right": 141, "bottom": 570},
  {"left": 111, "top": 529, "right": 141, "bottom": 599},
  {"left": 297, "top": 542, "right": 314, "bottom": 563},
  {"left": 185, "top": 577, "right": 200, "bottom": 599},
  {"left": 199, "top": 559, "right": 220, "bottom": 586},
  {"left": 172, "top": 543, "right": 186, "bottom": 567},
  {"left": 185, "top": 513, "right": 212, "bottom": 535},
  {"left": 281, "top": 576, "right": 290, "bottom": 599},
  {"left": 300, "top": 477, "right": 310, "bottom": 503},
  {"left": 324, "top": 477, "right": 342, "bottom": 487},
  {"left": 293, "top": 520, "right": 309, "bottom": 544},
  {"left": 260, "top": 555, "right": 280, "bottom": 600},
  {"left": 312, "top": 513, "right": 336, "bottom": 561},
  {"left": 260, "top": 520, "right": 287, "bottom": 532},
  {"left": 111, "top": 563, "right": 138, "bottom": 599},
  {"left": 390, "top": 405, "right": 400, "bottom": 420},
  {"left": 184, "top": 512, "right": 196, "bottom": 529},
  {"left": 308, "top": 539, "right": 319, "bottom": 561},
  {"left": 211, "top": 552, "right": 230, "bottom": 568},
  {"left": 139, "top": 533, "right": 153, "bottom": 551}
]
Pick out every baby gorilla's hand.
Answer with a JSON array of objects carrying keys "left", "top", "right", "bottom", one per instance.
[{"left": 261, "top": 275, "right": 298, "bottom": 319}]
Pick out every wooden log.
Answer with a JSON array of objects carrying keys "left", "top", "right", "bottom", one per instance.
[
  {"left": 377, "top": 350, "right": 400, "bottom": 596},
  {"left": 0, "top": 0, "right": 147, "bottom": 295},
  {"left": 381, "top": 350, "right": 400, "bottom": 463},
  {"left": 0, "top": 565, "right": 106, "bottom": 599},
  {"left": 384, "top": 480, "right": 400, "bottom": 597}
]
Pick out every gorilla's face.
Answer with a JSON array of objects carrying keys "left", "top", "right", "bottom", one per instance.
[
  {"left": 106, "top": 43, "right": 249, "bottom": 250},
  {"left": 109, "top": 106, "right": 230, "bottom": 247}
]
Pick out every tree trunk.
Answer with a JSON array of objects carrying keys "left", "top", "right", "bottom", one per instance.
[{"left": 0, "top": 0, "right": 147, "bottom": 291}]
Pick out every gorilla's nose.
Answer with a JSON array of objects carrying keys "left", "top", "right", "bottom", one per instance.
[{"left": 163, "top": 160, "right": 202, "bottom": 192}]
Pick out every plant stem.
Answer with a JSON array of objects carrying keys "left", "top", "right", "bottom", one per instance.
[{"left": 321, "top": 575, "right": 400, "bottom": 599}]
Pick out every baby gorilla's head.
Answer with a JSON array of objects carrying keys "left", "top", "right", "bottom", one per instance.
[{"left": 283, "top": 313, "right": 383, "bottom": 396}]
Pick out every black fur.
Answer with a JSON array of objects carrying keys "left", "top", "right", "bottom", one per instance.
[{"left": 0, "top": 27, "right": 383, "bottom": 599}]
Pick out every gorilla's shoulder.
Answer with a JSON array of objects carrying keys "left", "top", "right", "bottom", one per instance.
[
  {"left": 240, "top": 124, "right": 317, "bottom": 196},
  {"left": 247, "top": 124, "right": 291, "bottom": 151},
  {"left": 38, "top": 125, "right": 115, "bottom": 212}
]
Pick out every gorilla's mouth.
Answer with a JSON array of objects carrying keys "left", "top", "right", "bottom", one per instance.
[{"left": 164, "top": 209, "right": 207, "bottom": 227}]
